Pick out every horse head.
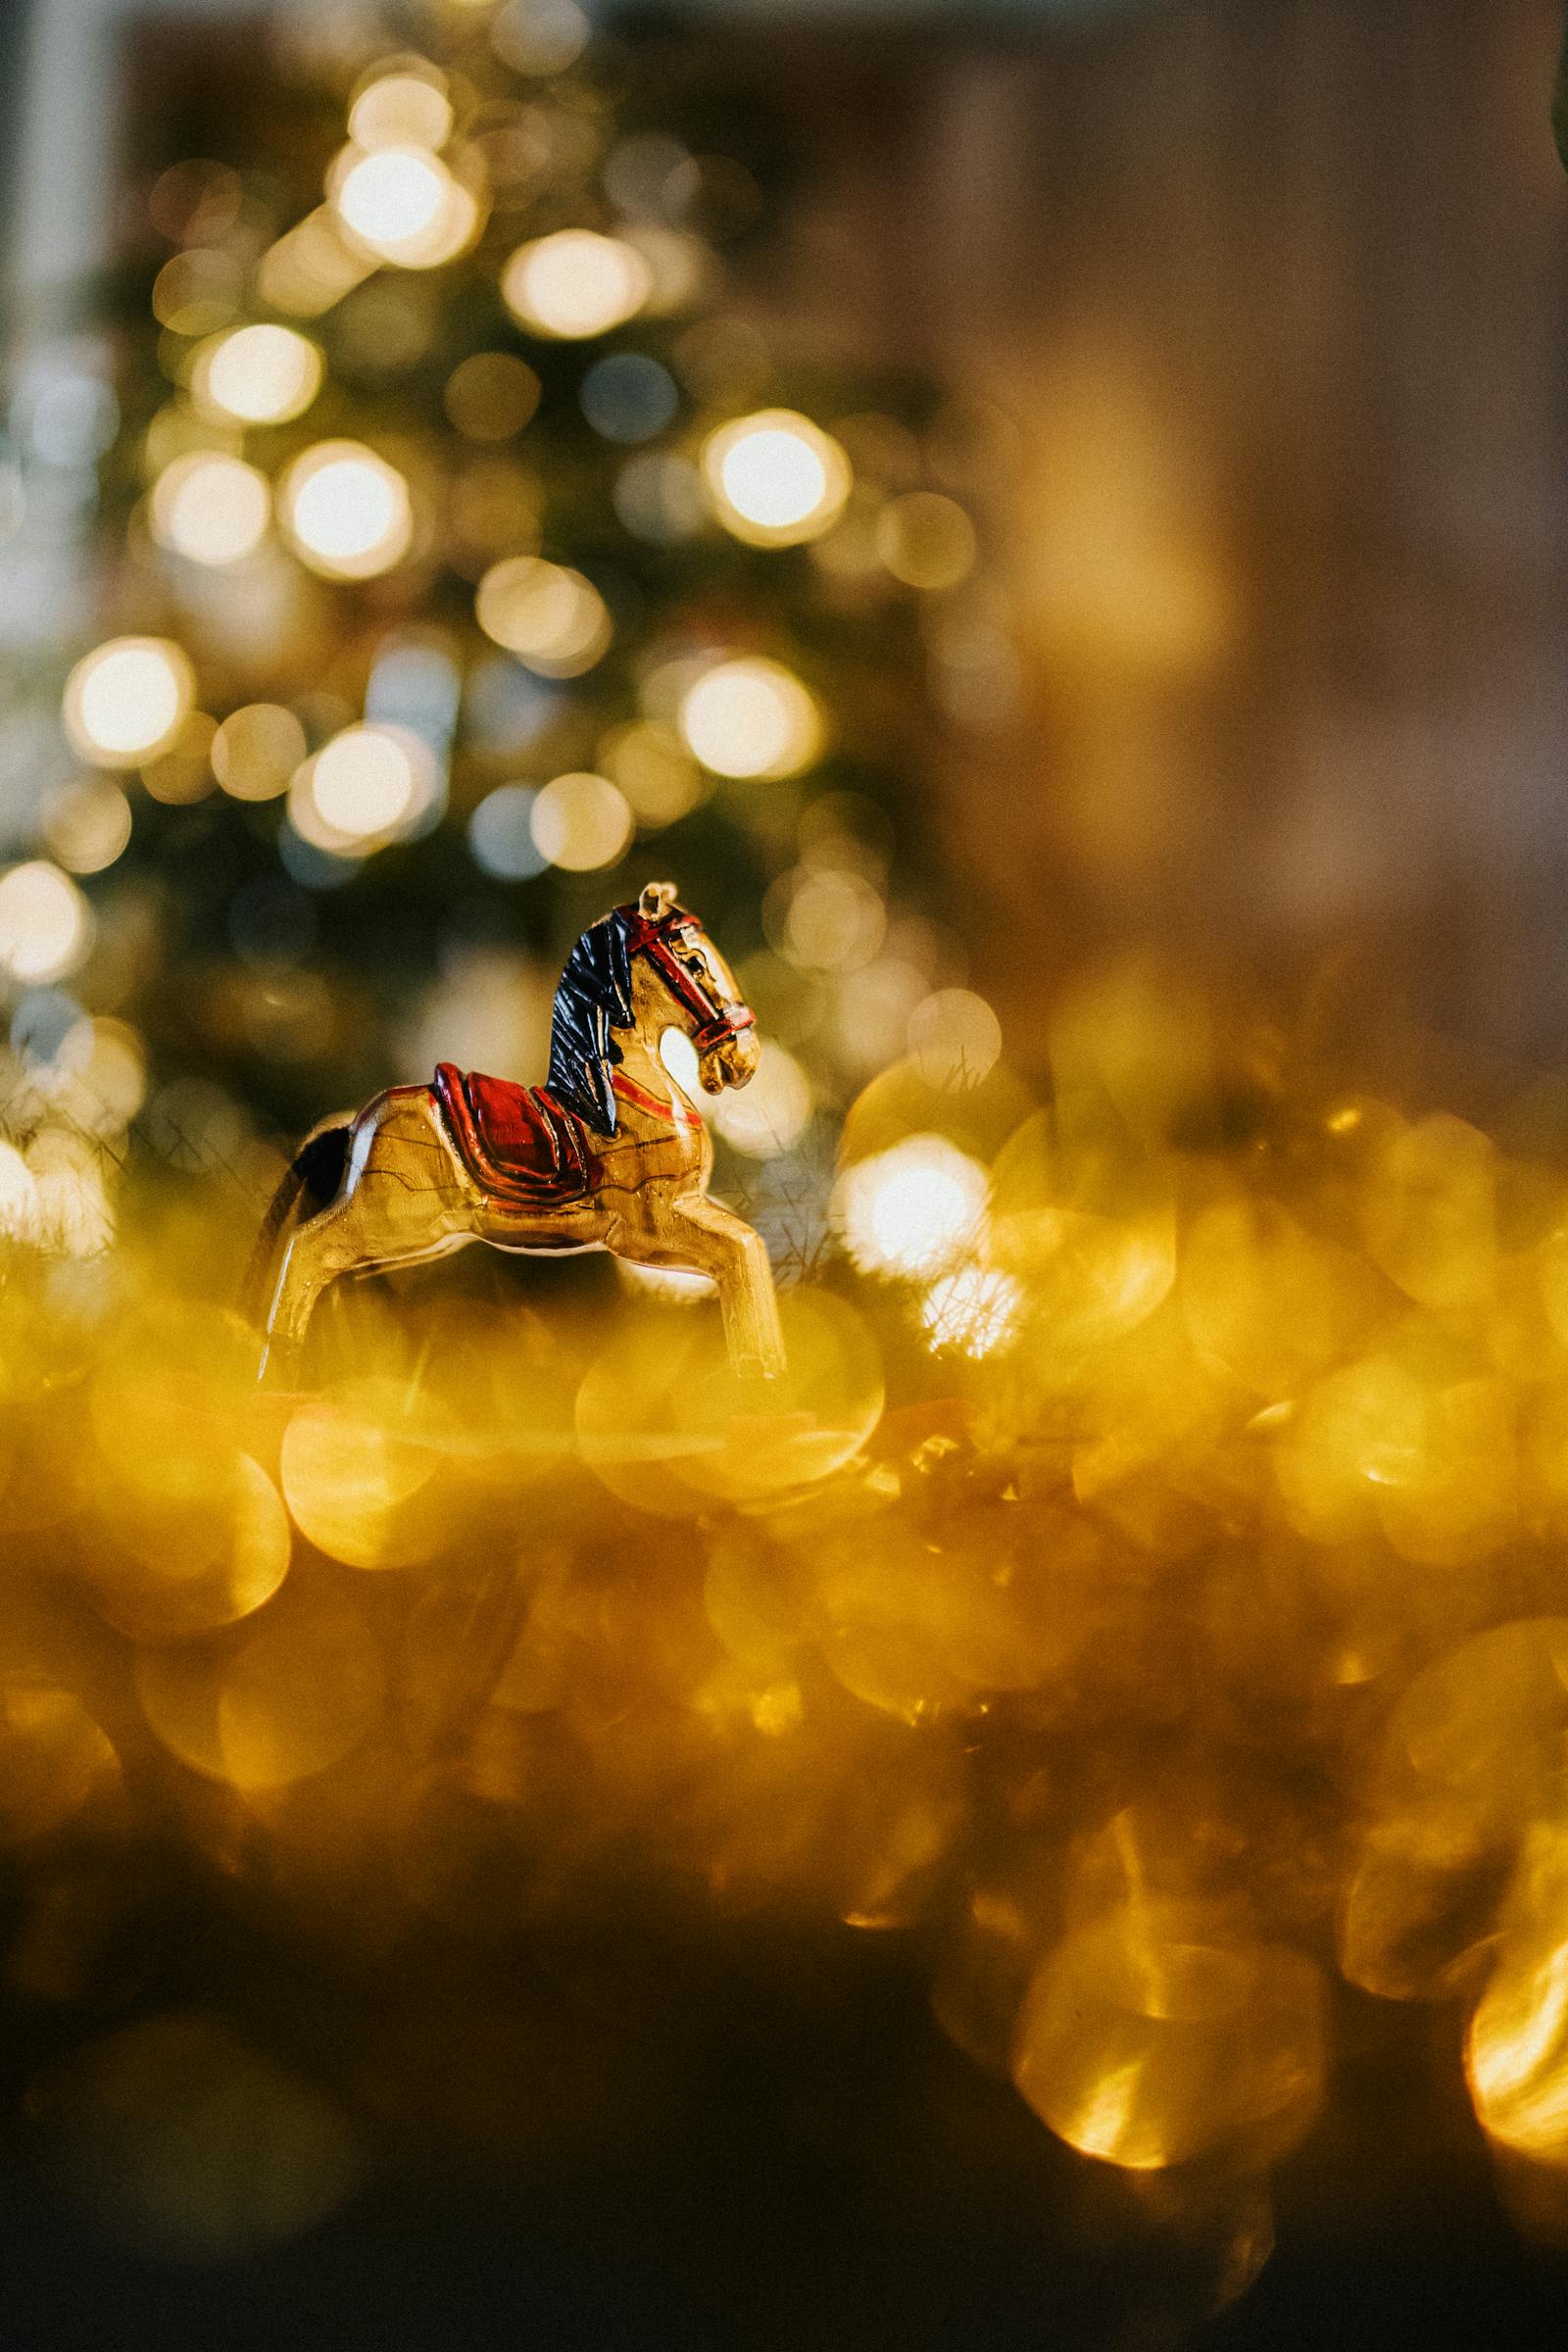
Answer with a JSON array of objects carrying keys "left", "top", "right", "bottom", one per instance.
[{"left": 623, "top": 880, "right": 760, "bottom": 1097}]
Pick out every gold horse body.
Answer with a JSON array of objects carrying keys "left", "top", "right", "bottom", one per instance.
[{"left": 248, "top": 885, "right": 786, "bottom": 1382}]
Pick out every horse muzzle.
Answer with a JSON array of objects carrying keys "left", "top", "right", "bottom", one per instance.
[{"left": 699, "top": 1020, "right": 760, "bottom": 1094}]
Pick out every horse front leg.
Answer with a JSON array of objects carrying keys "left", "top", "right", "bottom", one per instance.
[{"left": 629, "top": 1194, "right": 786, "bottom": 1380}]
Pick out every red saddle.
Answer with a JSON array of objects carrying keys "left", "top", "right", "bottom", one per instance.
[{"left": 433, "top": 1064, "right": 598, "bottom": 1210}]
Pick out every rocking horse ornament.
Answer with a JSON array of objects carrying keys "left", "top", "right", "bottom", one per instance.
[{"left": 247, "top": 884, "right": 786, "bottom": 1383}]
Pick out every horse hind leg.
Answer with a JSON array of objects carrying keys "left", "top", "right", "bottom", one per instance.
[
  {"left": 254, "top": 1122, "right": 352, "bottom": 1381},
  {"left": 263, "top": 1093, "right": 475, "bottom": 1381}
]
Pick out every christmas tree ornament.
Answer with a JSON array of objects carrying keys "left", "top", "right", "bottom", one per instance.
[{"left": 247, "top": 885, "right": 785, "bottom": 1383}]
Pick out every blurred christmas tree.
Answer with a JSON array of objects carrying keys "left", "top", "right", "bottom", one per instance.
[{"left": 3, "top": 0, "right": 1002, "bottom": 1267}]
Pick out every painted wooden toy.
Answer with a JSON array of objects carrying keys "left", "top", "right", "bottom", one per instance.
[{"left": 247, "top": 883, "right": 785, "bottom": 1382}]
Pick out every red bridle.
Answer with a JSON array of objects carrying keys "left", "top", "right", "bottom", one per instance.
[{"left": 617, "top": 907, "right": 756, "bottom": 1054}]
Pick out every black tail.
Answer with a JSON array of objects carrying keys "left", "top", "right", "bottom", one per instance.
[{"left": 240, "top": 1123, "right": 351, "bottom": 1325}]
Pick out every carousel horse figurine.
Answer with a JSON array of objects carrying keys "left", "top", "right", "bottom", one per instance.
[{"left": 246, "top": 883, "right": 786, "bottom": 1383}]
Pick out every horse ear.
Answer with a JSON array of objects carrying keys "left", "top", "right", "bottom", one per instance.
[{"left": 639, "top": 880, "right": 678, "bottom": 921}]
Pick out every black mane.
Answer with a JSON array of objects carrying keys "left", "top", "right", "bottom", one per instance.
[{"left": 546, "top": 909, "right": 635, "bottom": 1132}]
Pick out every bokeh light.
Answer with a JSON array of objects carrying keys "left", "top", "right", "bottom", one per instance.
[
  {"left": 614, "top": 451, "right": 706, "bottom": 543},
  {"left": 581, "top": 352, "right": 678, "bottom": 444},
  {"left": 330, "top": 144, "right": 480, "bottom": 270},
  {"left": 576, "top": 1289, "right": 883, "bottom": 1514},
  {"left": 141, "top": 712, "right": 218, "bottom": 807},
  {"left": 289, "top": 725, "right": 431, "bottom": 853},
  {"left": 348, "top": 69, "right": 453, "bottom": 152},
  {"left": 775, "top": 867, "right": 887, "bottom": 972},
  {"left": 876, "top": 490, "right": 977, "bottom": 589},
  {"left": 63, "top": 638, "right": 195, "bottom": 768},
  {"left": 191, "top": 323, "right": 322, "bottom": 424},
  {"left": 212, "top": 704, "right": 309, "bottom": 803},
  {"left": 312, "top": 728, "right": 419, "bottom": 837},
  {"left": 474, "top": 557, "right": 611, "bottom": 675},
  {"left": 443, "top": 351, "right": 541, "bottom": 440},
  {"left": 711, "top": 1041, "right": 813, "bottom": 1157},
  {"left": 598, "top": 718, "right": 704, "bottom": 826},
  {"left": 280, "top": 1381, "right": 452, "bottom": 1570},
  {"left": 258, "top": 210, "right": 372, "bottom": 318},
  {"left": 492, "top": 0, "right": 590, "bottom": 74},
  {"left": 702, "top": 409, "right": 853, "bottom": 546},
  {"left": 1013, "top": 1903, "right": 1325, "bottom": 2171},
  {"left": 38, "top": 776, "right": 132, "bottom": 875},
  {"left": 468, "top": 783, "right": 546, "bottom": 879},
  {"left": 920, "top": 1265, "right": 1022, "bottom": 1357},
  {"left": 501, "top": 229, "right": 651, "bottom": 339},
  {"left": 677, "top": 657, "right": 822, "bottom": 780},
  {"left": 134, "top": 1579, "right": 384, "bottom": 1790},
  {"left": 0, "top": 863, "right": 92, "bottom": 986},
  {"left": 907, "top": 989, "right": 1003, "bottom": 1089},
  {"left": 151, "top": 248, "right": 240, "bottom": 336},
  {"left": 150, "top": 452, "right": 270, "bottom": 565},
  {"left": 529, "top": 772, "right": 632, "bottom": 871},
  {"left": 59, "top": 1018, "right": 148, "bottom": 1136},
  {"left": 279, "top": 441, "right": 414, "bottom": 579},
  {"left": 30, "top": 2015, "right": 361, "bottom": 2265},
  {"left": 835, "top": 1133, "right": 989, "bottom": 1279}
]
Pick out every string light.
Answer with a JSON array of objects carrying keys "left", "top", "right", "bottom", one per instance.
[
  {"left": 63, "top": 639, "right": 194, "bottom": 768},
  {"left": 677, "top": 657, "right": 822, "bottom": 779},
  {"left": 279, "top": 442, "right": 414, "bottom": 580},
  {"left": 702, "top": 409, "right": 852, "bottom": 547},
  {"left": 500, "top": 230, "right": 650, "bottom": 339},
  {"left": 192, "top": 324, "right": 322, "bottom": 425},
  {"left": 150, "top": 453, "right": 270, "bottom": 566}
]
